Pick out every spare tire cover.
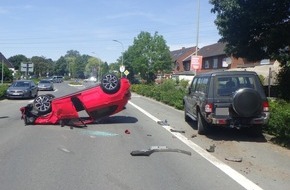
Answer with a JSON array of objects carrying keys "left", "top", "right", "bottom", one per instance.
[{"left": 232, "top": 88, "right": 262, "bottom": 117}]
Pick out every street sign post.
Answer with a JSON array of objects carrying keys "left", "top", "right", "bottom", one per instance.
[{"left": 21, "top": 63, "right": 34, "bottom": 77}]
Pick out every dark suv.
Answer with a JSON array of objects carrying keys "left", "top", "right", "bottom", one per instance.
[{"left": 183, "top": 71, "right": 270, "bottom": 135}]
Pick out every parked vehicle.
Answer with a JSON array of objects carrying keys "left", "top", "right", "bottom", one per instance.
[
  {"left": 37, "top": 79, "right": 54, "bottom": 91},
  {"left": 183, "top": 71, "right": 270, "bottom": 135},
  {"left": 20, "top": 73, "right": 131, "bottom": 127},
  {"left": 52, "top": 76, "right": 63, "bottom": 83},
  {"left": 6, "top": 80, "right": 38, "bottom": 99}
]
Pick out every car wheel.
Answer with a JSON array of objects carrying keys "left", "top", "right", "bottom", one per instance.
[
  {"left": 232, "top": 88, "right": 262, "bottom": 117},
  {"left": 197, "top": 111, "right": 208, "bottom": 135},
  {"left": 33, "top": 95, "right": 53, "bottom": 114},
  {"left": 101, "top": 73, "right": 120, "bottom": 94}
]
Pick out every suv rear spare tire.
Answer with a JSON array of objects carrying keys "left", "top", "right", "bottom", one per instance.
[{"left": 232, "top": 88, "right": 262, "bottom": 117}]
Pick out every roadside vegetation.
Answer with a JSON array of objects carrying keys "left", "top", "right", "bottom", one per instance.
[
  {"left": 0, "top": 84, "right": 9, "bottom": 100},
  {"left": 131, "top": 80, "right": 290, "bottom": 148}
]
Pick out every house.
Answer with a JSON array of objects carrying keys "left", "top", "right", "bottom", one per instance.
[
  {"left": 171, "top": 43, "right": 281, "bottom": 85},
  {"left": 0, "top": 52, "right": 14, "bottom": 69},
  {"left": 171, "top": 46, "right": 197, "bottom": 73},
  {"left": 182, "top": 43, "right": 230, "bottom": 72}
]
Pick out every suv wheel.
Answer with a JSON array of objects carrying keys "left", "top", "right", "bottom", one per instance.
[
  {"left": 101, "top": 73, "right": 120, "bottom": 94},
  {"left": 197, "top": 111, "right": 209, "bottom": 135},
  {"left": 33, "top": 94, "right": 53, "bottom": 114}
]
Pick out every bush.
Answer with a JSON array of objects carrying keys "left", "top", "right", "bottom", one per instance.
[
  {"left": 267, "top": 99, "right": 290, "bottom": 138},
  {"left": 0, "top": 84, "right": 9, "bottom": 99},
  {"left": 131, "top": 79, "right": 187, "bottom": 110}
]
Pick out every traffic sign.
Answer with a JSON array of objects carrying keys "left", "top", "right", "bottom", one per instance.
[
  {"left": 120, "top": 65, "right": 125, "bottom": 72},
  {"left": 21, "top": 63, "right": 34, "bottom": 72},
  {"left": 124, "top": 70, "right": 129, "bottom": 76}
]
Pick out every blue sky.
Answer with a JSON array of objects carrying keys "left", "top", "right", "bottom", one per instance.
[{"left": 0, "top": 0, "right": 220, "bottom": 63}]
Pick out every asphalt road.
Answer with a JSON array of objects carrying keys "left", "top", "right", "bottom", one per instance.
[{"left": 0, "top": 81, "right": 289, "bottom": 190}]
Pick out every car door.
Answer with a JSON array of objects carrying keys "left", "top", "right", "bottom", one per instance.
[
  {"left": 194, "top": 77, "right": 209, "bottom": 116},
  {"left": 185, "top": 77, "right": 199, "bottom": 118}
]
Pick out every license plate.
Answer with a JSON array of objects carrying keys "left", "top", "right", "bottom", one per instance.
[
  {"left": 13, "top": 93, "right": 20, "bottom": 95},
  {"left": 215, "top": 107, "right": 229, "bottom": 116}
]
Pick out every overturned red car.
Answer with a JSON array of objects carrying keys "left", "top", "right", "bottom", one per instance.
[{"left": 20, "top": 73, "right": 131, "bottom": 127}]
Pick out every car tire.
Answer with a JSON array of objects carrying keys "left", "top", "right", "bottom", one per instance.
[
  {"left": 232, "top": 88, "right": 262, "bottom": 117},
  {"left": 33, "top": 94, "right": 53, "bottom": 114},
  {"left": 101, "top": 73, "right": 120, "bottom": 94},
  {"left": 197, "top": 111, "right": 208, "bottom": 135}
]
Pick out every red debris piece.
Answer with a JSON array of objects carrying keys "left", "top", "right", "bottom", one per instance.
[{"left": 125, "top": 129, "right": 130, "bottom": 134}]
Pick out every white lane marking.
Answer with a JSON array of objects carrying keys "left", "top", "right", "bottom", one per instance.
[{"left": 128, "top": 101, "right": 263, "bottom": 190}]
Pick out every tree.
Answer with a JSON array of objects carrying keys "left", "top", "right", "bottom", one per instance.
[
  {"left": 0, "top": 63, "right": 13, "bottom": 82},
  {"left": 210, "top": 0, "right": 290, "bottom": 62},
  {"left": 124, "top": 31, "right": 172, "bottom": 83},
  {"left": 85, "top": 57, "right": 100, "bottom": 78},
  {"left": 210, "top": 0, "right": 290, "bottom": 100},
  {"left": 31, "top": 56, "right": 54, "bottom": 77},
  {"left": 8, "top": 54, "right": 28, "bottom": 70},
  {"left": 54, "top": 56, "right": 68, "bottom": 76}
]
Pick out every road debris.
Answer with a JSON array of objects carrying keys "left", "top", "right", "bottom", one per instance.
[
  {"left": 206, "top": 144, "right": 216, "bottom": 152},
  {"left": 125, "top": 129, "right": 131, "bottom": 134},
  {"left": 157, "top": 119, "right": 169, "bottom": 126},
  {"left": 225, "top": 157, "right": 243, "bottom": 162},
  {"left": 191, "top": 134, "right": 197, "bottom": 138},
  {"left": 170, "top": 129, "right": 185, "bottom": 133},
  {"left": 130, "top": 146, "right": 191, "bottom": 156}
]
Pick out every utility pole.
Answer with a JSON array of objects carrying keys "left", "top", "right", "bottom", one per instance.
[
  {"left": 1, "top": 59, "right": 4, "bottom": 85},
  {"left": 113, "top": 39, "right": 124, "bottom": 77}
]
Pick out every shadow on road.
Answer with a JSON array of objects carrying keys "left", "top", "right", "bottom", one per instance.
[
  {"left": 186, "top": 120, "right": 267, "bottom": 143},
  {"left": 97, "top": 115, "right": 138, "bottom": 124}
]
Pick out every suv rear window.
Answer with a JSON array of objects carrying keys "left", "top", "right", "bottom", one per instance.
[{"left": 216, "top": 76, "right": 255, "bottom": 96}]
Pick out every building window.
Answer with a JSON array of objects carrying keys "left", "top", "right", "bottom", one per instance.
[
  {"left": 205, "top": 60, "right": 209, "bottom": 69},
  {"left": 213, "top": 58, "right": 218, "bottom": 69},
  {"left": 222, "top": 57, "right": 231, "bottom": 67},
  {"left": 183, "top": 62, "right": 190, "bottom": 71}
]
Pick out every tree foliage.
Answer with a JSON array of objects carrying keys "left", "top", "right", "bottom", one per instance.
[
  {"left": 0, "top": 64, "right": 13, "bottom": 82},
  {"left": 210, "top": 0, "right": 290, "bottom": 63},
  {"left": 124, "top": 31, "right": 172, "bottom": 83},
  {"left": 54, "top": 56, "right": 67, "bottom": 76},
  {"left": 210, "top": 0, "right": 290, "bottom": 100},
  {"left": 30, "top": 56, "right": 54, "bottom": 77},
  {"left": 8, "top": 54, "right": 28, "bottom": 70},
  {"left": 85, "top": 57, "right": 100, "bottom": 78}
]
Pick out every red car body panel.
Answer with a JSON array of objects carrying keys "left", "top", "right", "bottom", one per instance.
[{"left": 20, "top": 77, "right": 131, "bottom": 126}]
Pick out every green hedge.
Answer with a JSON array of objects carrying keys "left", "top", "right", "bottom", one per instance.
[
  {"left": 0, "top": 84, "right": 9, "bottom": 99},
  {"left": 267, "top": 99, "right": 290, "bottom": 139},
  {"left": 131, "top": 80, "right": 290, "bottom": 145},
  {"left": 131, "top": 79, "right": 188, "bottom": 110}
]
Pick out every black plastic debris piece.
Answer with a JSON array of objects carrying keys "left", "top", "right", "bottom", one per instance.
[
  {"left": 170, "top": 129, "right": 185, "bottom": 133},
  {"left": 191, "top": 134, "right": 197, "bottom": 138},
  {"left": 157, "top": 120, "right": 170, "bottom": 126},
  {"left": 131, "top": 146, "right": 191, "bottom": 156},
  {"left": 206, "top": 144, "right": 216, "bottom": 152},
  {"left": 225, "top": 157, "right": 243, "bottom": 162}
]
